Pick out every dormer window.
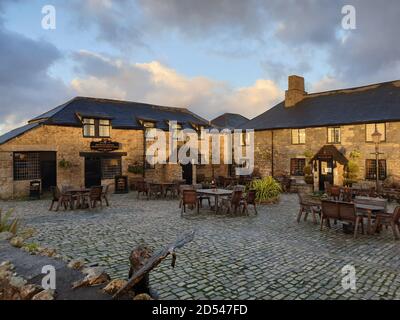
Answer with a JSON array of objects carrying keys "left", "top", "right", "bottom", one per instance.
[{"left": 83, "top": 118, "right": 111, "bottom": 138}]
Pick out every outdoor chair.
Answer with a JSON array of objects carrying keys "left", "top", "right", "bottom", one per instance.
[
  {"left": 373, "top": 206, "right": 400, "bottom": 240},
  {"left": 297, "top": 193, "right": 321, "bottom": 224},
  {"left": 101, "top": 184, "right": 111, "bottom": 206},
  {"left": 82, "top": 186, "right": 103, "bottom": 209},
  {"left": 178, "top": 185, "right": 194, "bottom": 208},
  {"left": 136, "top": 181, "right": 149, "bottom": 199},
  {"left": 149, "top": 183, "right": 163, "bottom": 199},
  {"left": 191, "top": 184, "right": 211, "bottom": 207},
  {"left": 338, "top": 201, "right": 364, "bottom": 238},
  {"left": 341, "top": 187, "right": 353, "bottom": 202},
  {"left": 217, "top": 176, "right": 225, "bottom": 188},
  {"left": 241, "top": 189, "right": 257, "bottom": 215},
  {"left": 276, "top": 176, "right": 292, "bottom": 193},
  {"left": 164, "top": 183, "right": 177, "bottom": 198},
  {"left": 130, "top": 178, "right": 144, "bottom": 191},
  {"left": 221, "top": 190, "right": 243, "bottom": 214},
  {"left": 49, "top": 186, "right": 73, "bottom": 211},
  {"left": 320, "top": 200, "right": 339, "bottom": 230},
  {"left": 233, "top": 185, "right": 246, "bottom": 192},
  {"left": 330, "top": 186, "right": 341, "bottom": 201},
  {"left": 181, "top": 190, "right": 200, "bottom": 216}
]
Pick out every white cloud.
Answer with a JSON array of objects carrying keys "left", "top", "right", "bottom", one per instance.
[
  {"left": 71, "top": 52, "right": 284, "bottom": 119},
  {"left": 311, "top": 76, "right": 345, "bottom": 93}
]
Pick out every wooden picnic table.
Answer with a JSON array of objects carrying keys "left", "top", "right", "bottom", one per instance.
[
  {"left": 196, "top": 189, "right": 233, "bottom": 212},
  {"left": 354, "top": 198, "right": 386, "bottom": 235}
]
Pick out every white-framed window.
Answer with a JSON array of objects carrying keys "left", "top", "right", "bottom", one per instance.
[
  {"left": 83, "top": 118, "right": 96, "bottom": 137},
  {"left": 327, "top": 127, "right": 341, "bottom": 144},
  {"left": 291, "top": 129, "right": 306, "bottom": 145},
  {"left": 99, "top": 119, "right": 111, "bottom": 137},
  {"left": 83, "top": 118, "right": 110, "bottom": 138}
]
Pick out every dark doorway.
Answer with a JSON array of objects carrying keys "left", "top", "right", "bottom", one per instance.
[
  {"left": 85, "top": 157, "right": 102, "bottom": 188},
  {"left": 40, "top": 152, "right": 56, "bottom": 191},
  {"left": 318, "top": 157, "right": 334, "bottom": 191},
  {"left": 181, "top": 163, "right": 193, "bottom": 184}
]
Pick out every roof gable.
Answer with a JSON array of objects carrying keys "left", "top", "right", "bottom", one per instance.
[
  {"left": 211, "top": 113, "right": 249, "bottom": 129},
  {"left": 0, "top": 122, "right": 41, "bottom": 145}
]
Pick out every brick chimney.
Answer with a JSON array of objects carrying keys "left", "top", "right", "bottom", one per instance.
[{"left": 285, "top": 75, "right": 307, "bottom": 107}]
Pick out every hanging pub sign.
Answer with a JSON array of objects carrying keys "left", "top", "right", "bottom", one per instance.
[{"left": 90, "top": 139, "right": 120, "bottom": 152}]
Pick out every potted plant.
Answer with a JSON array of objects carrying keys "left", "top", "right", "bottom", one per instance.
[
  {"left": 58, "top": 158, "right": 72, "bottom": 169},
  {"left": 249, "top": 176, "right": 282, "bottom": 204},
  {"left": 128, "top": 163, "right": 144, "bottom": 175},
  {"left": 303, "top": 165, "right": 314, "bottom": 184},
  {"left": 303, "top": 150, "right": 314, "bottom": 185},
  {"left": 343, "top": 150, "right": 361, "bottom": 187}
]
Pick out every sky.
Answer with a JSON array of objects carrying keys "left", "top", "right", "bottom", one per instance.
[{"left": 0, "top": 0, "right": 399, "bottom": 134}]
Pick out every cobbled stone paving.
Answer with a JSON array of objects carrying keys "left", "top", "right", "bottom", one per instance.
[{"left": 2, "top": 193, "right": 400, "bottom": 300}]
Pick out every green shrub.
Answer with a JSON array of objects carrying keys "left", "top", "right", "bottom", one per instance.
[
  {"left": 303, "top": 165, "right": 312, "bottom": 175},
  {"left": 23, "top": 242, "right": 40, "bottom": 253},
  {"left": 59, "top": 158, "right": 73, "bottom": 169},
  {"left": 249, "top": 177, "right": 282, "bottom": 203},
  {"left": 128, "top": 164, "right": 144, "bottom": 175},
  {"left": 0, "top": 209, "right": 19, "bottom": 234}
]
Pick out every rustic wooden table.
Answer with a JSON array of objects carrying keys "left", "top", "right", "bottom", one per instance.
[{"left": 196, "top": 189, "right": 233, "bottom": 212}]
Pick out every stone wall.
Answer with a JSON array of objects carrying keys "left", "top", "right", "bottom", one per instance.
[
  {"left": 0, "top": 152, "right": 13, "bottom": 199},
  {"left": 0, "top": 124, "right": 231, "bottom": 198},
  {"left": 253, "top": 122, "right": 400, "bottom": 189}
]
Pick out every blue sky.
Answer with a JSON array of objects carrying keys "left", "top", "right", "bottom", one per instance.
[{"left": 0, "top": 0, "right": 399, "bottom": 134}]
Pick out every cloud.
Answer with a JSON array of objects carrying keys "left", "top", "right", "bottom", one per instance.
[
  {"left": 61, "top": 0, "right": 400, "bottom": 85},
  {"left": 0, "top": 22, "right": 72, "bottom": 134},
  {"left": 310, "top": 76, "right": 345, "bottom": 93},
  {"left": 330, "top": 0, "right": 400, "bottom": 82},
  {"left": 71, "top": 51, "right": 283, "bottom": 119},
  {"left": 63, "top": 0, "right": 147, "bottom": 51},
  {"left": 137, "top": 0, "right": 400, "bottom": 83},
  {"left": 138, "top": 0, "right": 266, "bottom": 39}
]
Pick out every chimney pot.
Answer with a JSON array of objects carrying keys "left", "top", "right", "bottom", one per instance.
[{"left": 285, "top": 75, "right": 307, "bottom": 107}]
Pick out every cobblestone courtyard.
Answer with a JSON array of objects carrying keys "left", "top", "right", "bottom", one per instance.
[{"left": 2, "top": 193, "right": 400, "bottom": 300}]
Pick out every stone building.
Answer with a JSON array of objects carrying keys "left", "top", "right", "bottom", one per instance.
[
  {"left": 241, "top": 76, "right": 400, "bottom": 191},
  {"left": 0, "top": 97, "right": 229, "bottom": 199}
]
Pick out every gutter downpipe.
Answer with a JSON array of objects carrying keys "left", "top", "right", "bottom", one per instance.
[{"left": 271, "top": 130, "right": 274, "bottom": 177}]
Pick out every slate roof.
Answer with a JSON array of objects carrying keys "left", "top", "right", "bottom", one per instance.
[
  {"left": 0, "top": 96, "right": 211, "bottom": 145},
  {"left": 241, "top": 80, "right": 400, "bottom": 130},
  {"left": 211, "top": 113, "right": 249, "bottom": 129},
  {"left": 30, "top": 96, "right": 210, "bottom": 130},
  {"left": 0, "top": 122, "right": 42, "bottom": 145}
]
